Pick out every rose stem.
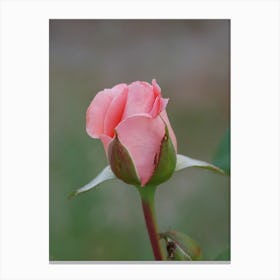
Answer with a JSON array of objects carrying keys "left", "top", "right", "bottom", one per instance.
[{"left": 138, "top": 185, "right": 164, "bottom": 260}]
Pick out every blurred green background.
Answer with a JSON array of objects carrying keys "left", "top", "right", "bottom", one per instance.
[{"left": 49, "top": 20, "right": 230, "bottom": 261}]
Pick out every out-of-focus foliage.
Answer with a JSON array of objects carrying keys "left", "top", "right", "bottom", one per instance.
[
  {"left": 215, "top": 247, "right": 230, "bottom": 261},
  {"left": 213, "top": 128, "right": 230, "bottom": 175},
  {"left": 50, "top": 20, "right": 230, "bottom": 261}
]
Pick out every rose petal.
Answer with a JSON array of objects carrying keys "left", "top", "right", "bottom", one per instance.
[
  {"left": 149, "top": 96, "right": 169, "bottom": 118},
  {"left": 122, "top": 81, "right": 155, "bottom": 119},
  {"left": 86, "top": 84, "right": 127, "bottom": 138},
  {"left": 104, "top": 85, "right": 128, "bottom": 137},
  {"left": 100, "top": 134, "right": 113, "bottom": 155},
  {"left": 152, "top": 78, "right": 161, "bottom": 97},
  {"left": 116, "top": 115, "right": 165, "bottom": 186},
  {"left": 149, "top": 96, "right": 161, "bottom": 118},
  {"left": 152, "top": 79, "right": 169, "bottom": 113},
  {"left": 161, "top": 98, "right": 169, "bottom": 111}
]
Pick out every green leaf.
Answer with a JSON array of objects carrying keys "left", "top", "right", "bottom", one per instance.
[
  {"left": 108, "top": 133, "right": 141, "bottom": 186},
  {"left": 214, "top": 248, "right": 230, "bottom": 260},
  {"left": 147, "top": 125, "right": 177, "bottom": 186},
  {"left": 68, "top": 165, "right": 116, "bottom": 199},
  {"left": 160, "top": 230, "right": 202, "bottom": 261},
  {"left": 175, "top": 154, "right": 224, "bottom": 174},
  {"left": 213, "top": 128, "right": 230, "bottom": 175}
]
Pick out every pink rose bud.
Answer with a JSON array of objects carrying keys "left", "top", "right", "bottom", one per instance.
[{"left": 86, "top": 79, "right": 177, "bottom": 187}]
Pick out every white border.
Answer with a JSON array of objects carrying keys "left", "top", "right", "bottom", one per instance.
[{"left": 1, "top": 0, "right": 279, "bottom": 279}]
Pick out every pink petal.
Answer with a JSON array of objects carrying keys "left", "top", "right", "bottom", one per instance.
[
  {"left": 100, "top": 134, "right": 113, "bottom": 155},
  {"left": 152, "top": 79, "right": 169, "bottom": 113},
  {"left": 149, "top": 96, "right": 161, "bottom": 118},
  {"left": 152, "top": 78, "right": 161, "bottom": 97},
  {"left": 86, "top": 83, "right": 127, "bottom": 138},
  {"left": 160, "top": 98, "right": 169, "bottom": 111},
  {"left": 160, "top": 110, "right": 177, "bottom": 152},
  {"left": 86, "top": 90, "right": 112, "bottom": 138},
  {"left": 152, "top": 80, "right": 175, "bottom": 149},
  {"left": 104, "top": 86, "right": 128, "bottom": 137},
  {"left": 116, "top": 115, "right": 165, "bottom": 186},
  {"left": 122, "top": 81, "right": 155, "bottom": 119},
  {"left": 149, "top": 96, "right": 169, "bottom": 118}
]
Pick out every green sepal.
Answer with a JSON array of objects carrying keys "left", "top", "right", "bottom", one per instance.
[
  {"left": 147, "top": 125, "right": 177, "bottom": 186},
  {"left": 160, "top": 230, "right": 202, "bottom": 261},
  {"left": 175, "top": 154, "right": 224, "bottom": 175},
  {"left": 68, "top": 165, "right": 116, "bottom": 199},
  {"left": 108, "top": 132, "right": 141, "bottom": 186}
]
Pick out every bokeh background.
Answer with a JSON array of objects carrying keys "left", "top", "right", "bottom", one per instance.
[{"left": 49, "top": 20, "right": 230, "bottom": 261}]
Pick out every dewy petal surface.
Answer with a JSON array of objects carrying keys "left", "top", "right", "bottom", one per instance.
[{"left": 116, "top": 115, "right": 165, "bottom": 186}]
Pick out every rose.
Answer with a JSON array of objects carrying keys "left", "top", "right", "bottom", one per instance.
[{"left": 86, "top": 79, "right": 177, "bottom": 186}]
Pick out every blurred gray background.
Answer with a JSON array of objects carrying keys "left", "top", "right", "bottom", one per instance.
[{"left": 49, "top": 20, "right": 230, "bottom": 261}]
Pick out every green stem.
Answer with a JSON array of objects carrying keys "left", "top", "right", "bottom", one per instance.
[{"left": 138, "top": 185, "right": 164, "bottom": 260}]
